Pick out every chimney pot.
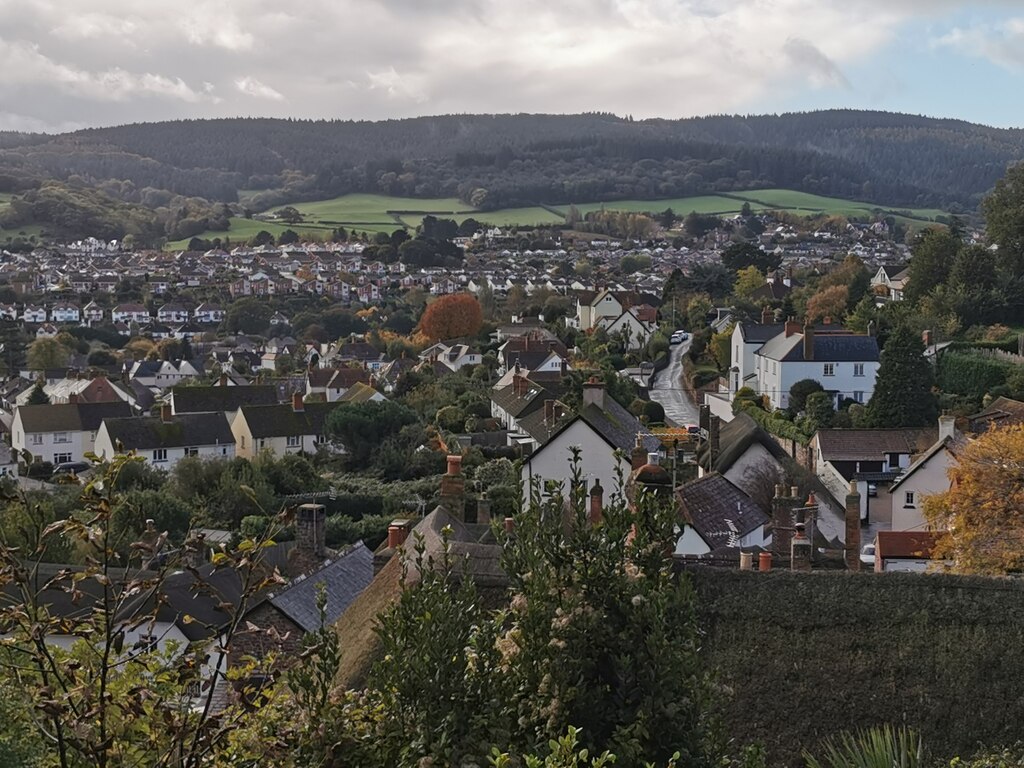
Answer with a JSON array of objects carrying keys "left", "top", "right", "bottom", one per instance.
[
  {"left": 160, "top": 403, "right": 172, "bottom": 423},
  {"left": 446, "top": 455, "right": 462, "bottom": 476},
  {"left": 790, "top": 485, "right": 799, "bottom": 498},
  {"left": 503, "top": 516, "right": 515, "bottom": 533},
  {"left": 761, "top": 306, "right": 772, "bottom": 325},
  {"left": 589, "top": 479, "right": 604, "bottom": 525},
  {"left": 292, "top": 391, "right": 304, "bottom": 412},
  {"left": 758, "top": 552, "right": 773, "bottom": 572},
  {"left": 739, "top": 551, "right": 753, "bottom": 571}
]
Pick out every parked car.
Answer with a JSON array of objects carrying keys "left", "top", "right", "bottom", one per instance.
[
  {"left": 860, "top": 543, "right": 876, "bottom": 567},
  {"left": 670, "top": 330, "right": 689, "bottom": 344},
  {"left": 684, "top": 424, "right": 701, "bottom": 435}
]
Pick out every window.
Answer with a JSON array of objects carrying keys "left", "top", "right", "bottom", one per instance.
[
  {"left": 152, "top": 449, "right": 167, "bottom": 463},
  {"left": 240, "top": 436, "right": 246, "bottom": 449},
  {"left": 54, "top": 432, "right": 70, "bottom": 444},
  {"left": 53, "top": 453, "right": 72, "bottom": 465},
  {"left": 772, "top": 361, "right": 777, "bottom": 375},
  {"left": 823, "top": 363, "right": 835, "bottom": 377},
  {"left": 185, "top": 446, "right": 199, "bottom": 457},
  {"left": 854, "top": 363, "right": 865, "bottom": 377},
  {"left": 905, "top": 491, "right": 915, "bottom": 506},
  {"left": 853, "top": 391, "right": 864, "bottom": 403},
  {"left": 31, "top": 434, "right": 43, "bottom": 446},
  {"left": 287, "top": 435, "right": 300, "bottom": 448},
  {"left": 221, "top": 446, "right": 229, "bottom": 455},
  {"left": 257, "top": 438, "right": 266, "bottom": 450}
]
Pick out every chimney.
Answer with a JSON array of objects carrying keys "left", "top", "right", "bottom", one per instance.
[
  {"left": 784, "top": 317, "right": 801, "bottom": 337},
  {"left": 440, "top": 455, "right": 466, "bottom": 519},
  {"left": 219, "top": 372, "right": 228, "bottom": 386},
  {"left": 867, "top": 321, "right": 876, "bottom": 337},
  {"left": 771, "top": 484, "right": 797, "bottom": 560},
  {"left": 292, "top": 391, "right": 304, "bottom": 412},
  {"left": 503, "top": 516, "right": 515, "bottom": 534},
  {"left": 560, "top": 358, "right": 567, "bottom": 377},
  {"left": 387, "top": 522, "right": 409, "bottom": 550},
  {"left": 544, "top": 399, "right": 555, "bottom": 424},
  {"left": 845, "top": 481, "right": 861, "bottom": 572},
  {"left": 761, "top": 306, "right": 773, "bottom": 324},
  {"left": 708, "top": 415, "right": 721, "bottom": 468},
  {"left": 476, "top": 493, "right": 491, "bottom": 526},
  {"left": 68, "top": 393, "right": 79, "bottom": 404},
  {"left": 739, "top": 551, "right": 753, "bottom": 571},
  {"left": 803, "top": 323, "right": 814, "bottom": 361},
  {"left": 589, "top": 479, "right": 604, "bottom": 525},
  {"left": 938, "top": 414, "right": 956, "bottom": 442},
  {"left": 631, "top": 434, "right": 648, "bottom": 470},
  {"left": 790, "top": 514, "right": 812, "bottom": 572},
  {"left": 183, "top": 532, "right": 207, "bottom": 569},
  {"left": 161, "top": 403, "right": 172, "bottom": 423},
  {"left": 922, "top": 329, "right": 933, "bottom": 348},
  {"left": 582, "top": 376, "right": 606, "bottom": 410},
  {"left": 513, "top": 374, "right": 528, "bottom": 398},
  {"left": 296, "top": 503, "right": 327, "bottom": 559},
  {"left": 758, "top": 551, "right": 773, "bottom": 572}
]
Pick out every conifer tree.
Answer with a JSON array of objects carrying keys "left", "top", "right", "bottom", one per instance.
[{"left": 865, "top": 325, "right": 938, "bottom": 427}]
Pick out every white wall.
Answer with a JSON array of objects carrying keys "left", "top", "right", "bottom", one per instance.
[
  {"left": 520, "top": 420, "right": 628, "bottom": 501},
  {"left": 674, "top": 525, "right": 711, "bottom": 556},
  {"left": 12, "top": 411, "right": 95, "bottom": 466},
  {"left": 758, "top": 356, "right": 879, "bottom": 410},
  {"left": 892, "top": 447, "right": 953, "bottom": 531}
]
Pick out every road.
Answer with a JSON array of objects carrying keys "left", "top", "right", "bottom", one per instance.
[{"left": 649, "top": 340, "right": 700, "bottom": 427}]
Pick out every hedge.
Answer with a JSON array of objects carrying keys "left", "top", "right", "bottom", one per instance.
[
  {"left": 937, "top": 351, "right": 1014, "bottom": 400},
  {"left": 692, "top": 568, "right": 1024, "bottom": 766},
  {"left": 735, "top": 402, "right": 810, "bottom": 445}
]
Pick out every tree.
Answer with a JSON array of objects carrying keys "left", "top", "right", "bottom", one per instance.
[
  {"left": 904, "top": 228, "right": 960, "bottom": 304},
  {"left": 276, "top": 206, "right": 303, "bottom": 224},
  {"left": 982, "top": 162, "right": 1024, "bottom": 276},
  {"left": 686, "top": 293, "right": 713, "bottom": 329},
  {"left": 804, "top": 391, "right": 835, "bottom": 430},
  {"left": 419, "top": 293, "right": 483, "bottom": 341},
  {"left": 26, "top": 381, "right": 49, "bottom": 405},
  {"left": 788, "top": 378, "right": 824, "bottom": 415},
  {"left": 250, "top": 230, "right": 274, "bottom": 246},
  {"left": 278, "top": 228, "right": 300, "bottom": 245},
  {"left": 26, "top": 337, "right": 69, "bottom": 370},
  {"left": 226, "top": 297, "right": 272, "bottom": 334},
  {"left": 865, "top": 325, "right": 938, "bottom": 428},
  {"left": 924, "top": 424, "right": 1024, "bottom": 575},
  {"left": 733, "top": 265, "right": 765, "bottom": 300},
  {"left": 721, "top": 242, "right": 781, "bottom": 274},
  {"left": 805, "top": 285, "right": 849, "bottom": 324},
  {"left": 325, "top": 400, "right": 419, "bottom": 469}
]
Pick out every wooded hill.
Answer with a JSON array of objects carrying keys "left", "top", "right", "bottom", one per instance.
[{"left": 1, "top": 110, "right": 1022, "bottom": 224}]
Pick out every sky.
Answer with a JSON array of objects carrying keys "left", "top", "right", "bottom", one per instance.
[{"left": 1, "top": 0, "right": 1023, "bottom": 133}]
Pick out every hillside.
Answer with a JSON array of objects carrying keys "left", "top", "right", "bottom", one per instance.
[{"left": 0, "top": 111, "right": 1021, "bottom": 222}]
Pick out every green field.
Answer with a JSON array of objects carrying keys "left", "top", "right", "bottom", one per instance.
[{"left": 164, "top": 188, "right": 949, "bottom": 249}]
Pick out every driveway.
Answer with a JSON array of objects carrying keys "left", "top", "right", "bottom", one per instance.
[{"left": 649, "top": 340, "right": 700, "bottom": 427}]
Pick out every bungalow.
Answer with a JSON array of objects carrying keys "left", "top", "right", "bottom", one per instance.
[
  {"left": 873, "top": 531, "right": 944, "bottom": 573},
  {"left": 95, "top": 406, "right": 235, "bottom": 470}
]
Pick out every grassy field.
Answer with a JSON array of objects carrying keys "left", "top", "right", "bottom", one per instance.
[{"left": 164, "top": 188, "right": 949, "bottom": 248}]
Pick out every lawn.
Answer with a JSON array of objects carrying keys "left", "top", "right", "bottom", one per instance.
[
  {"left": 571, "top": 196, "right": 769, "bottom": 218},
  {"left": 726, "top": 189, "right": 944, "bottom": 222}
]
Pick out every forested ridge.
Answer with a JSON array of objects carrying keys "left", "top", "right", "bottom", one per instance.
[{"left": 1, "top": 110, "right": 1022, "bottom": 227}]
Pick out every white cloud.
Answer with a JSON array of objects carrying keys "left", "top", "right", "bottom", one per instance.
[
  {"left": 0, "top": 0, "right": 1019, "bottom": 127},
  {"left": 235, "top": 76, "right": 284, "bottom": 100},
  {"left": 932, "top": 17, "right": 1024, "bottom": 71}
]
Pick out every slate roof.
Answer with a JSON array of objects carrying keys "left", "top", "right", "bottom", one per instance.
[
  {"left": 815, "top": 428, "right": 938, "bottom": 461},
  {"left": 677, "top": 473, "right": 770, "bottom": 548},
  {"left": 969, "top": 396, "right": 1024, "bottom": 433},
  {"left": 738, "top": 322, "right": 786, "bottom": 344},
  {"left": 171, "top": 385, "right": 278, "bottom": 414},
  {"left": 17, "top": 401, "right": 132, "bottom": 433},
  {"left": 577, "top": 397, "right": 660, "bottom": 454},
  {"left": 102, "top": 413, "right": 235, "bottom": 449},
  {"left": 237, "top": 402, "right": 341, "bottom": 438},
  {"left": 268, "top": 543, "right": 373, "bottom": 632}
]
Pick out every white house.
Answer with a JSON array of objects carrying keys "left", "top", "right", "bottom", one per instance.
[
  {"left": 871, "top": 264, "right": 910, "bottom": 303},
  {"left": 599, "top": 307, "right": 657, "bottom": 351},
  {"left": 231, "top": 395, "right": 340, "bottom": 458},
  {"left": 157, "top": 303, "right": 190, "bottom": 324},
  {"left": 419, "top": 342, "right": 482, "bottom": 372},
  {"left": 728, "top": 314, "right": 786, "bottom": 396},
  {"left": 12, "top": 401, "right": 133, "bottom": 468},
  {"left": 83, "top": 301, "right": 104, "bottom": 325},
  {"left": 573, "top": 289, "right": 623, "bottom": 331},
  {"left": 22, "top": 305, "right": 46, "bottom": 324},
  {"left": 112, "top": 303, "right": 151, "bottom": 324},
  {"left": 674, "top": 473, "right": 771, "bottom": 557},
  {"left": 888, "top": 416, "right": 958, "bottom": 531},
  {"left": 194, "top": 303, "right": 225, "bottom": 324},
  {"left": 50, "top": 303, "right": 81, "bottom": 323},
  {"left": 94, "top": 407, "right": 235, "bottom": 470},
  {"left": 754, "top": 324, "right": 880, "bottom": 410}
]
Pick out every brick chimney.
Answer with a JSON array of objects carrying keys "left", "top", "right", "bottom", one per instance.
[
  {"left": 790, "top": 514, "right": 812, "bottom": 571},
  {"left": 761, "top": 306, "right": 773, "bottom": 324},
  {"left": 160, "top": 403, "right": 172, "bottom": 423},
  {"left": 295, "top": 503, "right": 326, "bottom": 559},
  {"left": 440, "top": 455, "right": 466, "bottom": 519},
  {"left": 387, "top": 522, "right": 409, "bottom": 550},
  {"left": 68, "top": 393, "right": 79, "bottom": 404},
  {"left": 219, "top": 372, "right": 228, "bottom": 386},
  {"left": 631, "top": 434, "right": 647, "bottom": 470},
  {"left": 803, "top": 323, "right": 814, "bottom": 361},
  {"left": 708, "top": 415, "right": 721, "bottom": 468},
  {"left": 544, "top": 399, "right": 555, "bottom": 424},
  {"left": 784, "top": 317, "right": 801, "bottom": 337},
  {"left": 292, "top": 391, "right": 304, "bottom": 412},
  {"left": 513, "top": 374, "right": 528, "bottom": 398},
  {"left": 582, "top": 376, "right": 605, "bottom": 410},
  {"left": 771, "top": 484, "right": 798, "bottom": 560},
  {"left": 845, "top": 481, "right": 862, "bottom": 572},
  {"left": 589, "top": 478, "right": 604, "bottom": 525}
]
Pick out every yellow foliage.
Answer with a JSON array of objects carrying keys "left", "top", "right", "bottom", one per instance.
[{"left": 924, "top": 424, "right": 1024, "bottom": 575}]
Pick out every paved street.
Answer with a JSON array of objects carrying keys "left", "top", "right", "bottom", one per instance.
[{"left": 649, "top": 340, "right": 700, "bottom": 427}]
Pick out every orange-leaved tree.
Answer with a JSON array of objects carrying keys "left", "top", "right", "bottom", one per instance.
[
  {"left": 419, "top": 293, "right": 483, "bottom": 341},
  {"left": 924, "top": 423, "right": 1024, "bottom": 574}
]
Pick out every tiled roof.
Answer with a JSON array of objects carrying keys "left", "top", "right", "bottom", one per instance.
[
  {"left": 269, "top": 544, "right": 373, "bottom": 633},
  {"left": 17, "top": 401, "right": 132, "bottom": 433},
  {"left": 102, "top": 413, "right": 235, "bottom": 449},
  {"left": 874, "top": 530, "right": 940, "bottom": 561},
  {"left": 677, "top": 473, "right": 769, "bottom": 548},
  {"left": 237, "top": 401, "right": 341, "bottom": 439},
  {"left": 171, "top": 385, "right": 277, "bottom": 414},
  {"left": 815, "top": 428, "right": 938, "bottom": 461}
]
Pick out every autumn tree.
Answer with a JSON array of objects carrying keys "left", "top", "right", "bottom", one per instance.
[
  {"left": 733, "top": 265, "right": 765, "bottom": 300},
  {"left": 805, "top": 285, "right": 849, "bottom": 324},
  {"left": 924, "top": 424, "right": 1024, "bottom": 574},
  {"left": 419, "top": 293, "right": 483, "bottom": 341}
]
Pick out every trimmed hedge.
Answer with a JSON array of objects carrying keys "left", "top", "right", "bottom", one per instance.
[
  {"left": 692, "top": 568, "right": 1024, "bottom": 766},
  {"left": 937, "top": 351, "right": 1015, "bottom": 400}
]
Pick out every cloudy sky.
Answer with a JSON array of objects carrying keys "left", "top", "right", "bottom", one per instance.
[{"left": 1, "top": 0, "right": 1022, "bottom": 133}]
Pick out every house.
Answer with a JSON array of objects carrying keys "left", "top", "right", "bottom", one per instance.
[
  {"left": 305, "top": 368, "right": 371, "bottom": 402},
  {"left": 50, "top": 303, "right": 80, "bottom": 323},
  {"left": 754, "top": 321, "right": 880, "bottom": 410},
  {"left": 498, "top": 335, "right": 569, "bottom": 376},
  {"left": 94, "top": 406, "right": 235, "bottom": 469},
  {"left": 573, "top": 289, "right": 624, "bottom": 331},
  {"left": 335, "top": 381, "right": 386, "bottom": 404},
  {"left": 727, "top": 312, "right": 786, "bottom": 396},
  {"left": 968, "top": 396, "right": 1024, "bottom": 433},
  {"left": 888, "top": 416, "right": 958, "bottom": 531},
  {"left": 599, "top": 307, "right": 657, "bottom": 350},
  {"left": 83, "top": 301, "right": 104, "bottom": 325},
  {"left": 157, "top": 303, "right": 190, "bottom": 324},
  {"left": 194, "top": 303, "right": 225, "bottom": 324},
  {"left": 22, "top": 305, "right": 46, "bottom": 324},
  {"left": 0, "top": 303, "right": 17, "bottom": 321},
  {"left": 35, "top": 323, "right": 59, "bottom": 339},
  {"left": 697, "top": 411, "right": 790, "bottom": 505},
  {"left": 231, "top": 394, "right": 340, "bottom": 458},
  {"left": 112, "top": 303, "right": 151, "bottom": 324},
  {"left": 873, "top": 531, "right": 943, "bottom": 572},
  {"left": 12, "top": 401, "right": 133, "bottom": 468},
  {"left": 870, "top": 264, "right": 910, "bottom": 302},
  {"left": 674, "top": 473, "right": 771, "bottom": 557},
  {"left": 490, "top": 372, "right": 559, "bottom": 433},
  {"left": 519, "top": 378, "right": 660, "bottom": 500},
  {"left": 130, "top": 359, "right": 204, "bottom": 388},
  {"left": 419, "top": 342, "right": 482, "bottom": 373},
  {"left": 15, "top": 374, "right": 132, "bottom": 408},
  {"left": 812, "top": 426, "right": 938, "bottom": 523}
]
